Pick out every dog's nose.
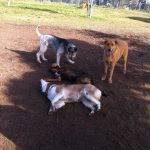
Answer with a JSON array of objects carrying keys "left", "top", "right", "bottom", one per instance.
[{"left": 108, "top": 49, "right": 111, "bottom": 52}]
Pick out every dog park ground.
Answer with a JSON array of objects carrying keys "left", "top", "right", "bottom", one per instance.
[{"left": 0, "top": 1, "right": 150, "bottom": 150}]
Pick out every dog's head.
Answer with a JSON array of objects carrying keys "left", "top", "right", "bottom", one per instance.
[
  {"left": 65, "top": 43, "right": 77, "bottom": 64},
  {"left": 104, "top": 39, "right": 117, "bottom": 55},
  {"left": 40, "top": 79, "right": 48, "bottom": 93},
  {"left": 49, "top": 63, "right": 65, "bottom": 75}
]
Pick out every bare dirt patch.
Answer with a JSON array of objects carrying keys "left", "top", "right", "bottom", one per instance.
[{"left": 0, "top": 24, "right": 150, "bottom": 150}]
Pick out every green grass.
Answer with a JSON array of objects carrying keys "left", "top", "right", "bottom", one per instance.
[{"left": 0, "top": 0, "right": 150, "bottom": 36}]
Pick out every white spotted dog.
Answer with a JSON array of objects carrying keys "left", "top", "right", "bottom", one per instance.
[
  {"left": 40, "top": 79, "right": 102, "bottom": 115},
  {"left": 36, "top": 27, "right": 77, "bottom": 67}
]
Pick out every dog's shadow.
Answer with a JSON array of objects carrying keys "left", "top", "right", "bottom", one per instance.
[{"left": 1, "top": 28, "right": 150, "bottom": 150}]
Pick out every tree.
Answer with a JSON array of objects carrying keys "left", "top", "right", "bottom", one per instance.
[
  {"left": 7, "top": 0, "right": 11, "bottom": 6},
  {"left": 7, "top": 0, "right": 14, "bottom": 6},
  {"left": 87, "top": 0, "right": 94, "bottom": 18}
]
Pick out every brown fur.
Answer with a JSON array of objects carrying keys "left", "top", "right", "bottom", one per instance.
[
  {"left": 43, "top": 82, "right": 102, "bottom": 115},
  {"left": 101, "top": 39, "right": 128, "bottom": 84},
  {"left": 46, "top": 64, "right": 94, "bottom": 84},
  {"left": 80, "top": 2, "right": 87, "bottom": 8}
]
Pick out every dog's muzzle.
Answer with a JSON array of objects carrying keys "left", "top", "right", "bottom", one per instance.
[
  {"left": 70, "top": 52, "right": 77, "bottom": 60},
  {"left": 106, "top": 48, "right": 114, "bottom": 56},
  {"left": 66, "top": 52, "right": 77, "bottom": 61},
  {"left": 67, "top": 46, "right": 77, "bottom": 61}
]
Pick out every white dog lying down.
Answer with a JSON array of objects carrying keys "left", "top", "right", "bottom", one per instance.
[{"left": 40, "top": 79, "right": 102, "bottom": 115}]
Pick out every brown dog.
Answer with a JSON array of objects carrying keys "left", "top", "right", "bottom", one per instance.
[
  {"left": 101, "top": 39, "right": 128, "bottom": 84},
  {"left": 45, "top": 63, "right": 94, "bottom": 84},
  {"left": 80, "top": 1, "right": 87, "bottom": 8}
]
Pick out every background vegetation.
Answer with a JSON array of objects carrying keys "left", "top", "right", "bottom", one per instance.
[{"left": 0, "top": 0, "right": 150, "bottom": 36}]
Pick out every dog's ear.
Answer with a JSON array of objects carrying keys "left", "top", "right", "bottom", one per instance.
[
  {"left": 99, "top": 39, "right": 105, "bottom": 48},
  {"left": 99, "top": 41, "right": 105, "bottom": 49}
]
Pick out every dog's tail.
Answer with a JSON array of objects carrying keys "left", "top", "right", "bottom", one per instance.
[{"left": 36, "top": 26, "right": 42, "bottom": 39}]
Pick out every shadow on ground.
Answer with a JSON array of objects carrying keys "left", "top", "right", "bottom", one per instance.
[
  {"left": 14, "top": 6, "right": 60, "bottom": 14},
  {"left": 128, "top": 17, "right": 150, "bottom": 23},
  {"left": 0, "top": 25, "right": 150, "bottom": 150}
]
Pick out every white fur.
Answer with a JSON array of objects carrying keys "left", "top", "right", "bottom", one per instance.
[
  {"left": 36, "top": 27, "right": 77, "bottom": 66},
  {"left": 83, "top": 89, "right": 101, "bottom": 111},
  {"left": 40, "top": 79, "right": 102, "bottom": 115},
  {"left": 40, "top": 79, "right": 48, "bottom": 93},
  {"left": 94, "top": 90, "right": 102, "bottom": 99}
]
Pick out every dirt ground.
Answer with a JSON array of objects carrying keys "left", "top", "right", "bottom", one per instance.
[{"left": 0, "top": 24, "right": 150, "bottom": 150}]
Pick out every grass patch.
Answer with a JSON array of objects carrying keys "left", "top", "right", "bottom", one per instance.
[{"left": 0, "top": 0, "right": 150, "bottom": 36}]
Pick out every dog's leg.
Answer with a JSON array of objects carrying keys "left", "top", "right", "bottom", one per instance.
[
  {"left": 41, "top": 53, "right": 48, "bottom": 61},
  {"left": 37, "top": 42, "right": 48, "bottom": 63},
  {"left": 48, "top": 101, "right": 65, "bottom": 115},
  {"left": 55, "top": 100, "right": 65, "bottom": 109},
  {"left": 56, "top": 54, "right": 61, "bottom": 67},
  {"left": 108, "top": 63, "right": 115, "bottom": 84},
  {"left": 41, "top": 44, "right": 48, "bottom": 62},
  {"left": 123, "top": 54, "right": 128, "bottom": 74},
  {"left": 101, "top": 62, "right": 108, "bottom": 81},
  {"left": 56, "top": 44, "right": 65, "bottom": 67},
  {"left": 82, "top": 99, "right": 95, "bottom": 115},
  {"left": 123, "top": 59, "right": 127, "bottom": 74},
  {"left": 84, "top": 93, "right": 101, "bottom": 111},
  {"left": 51, "top": 93, "right": 64, "bottom": 111},
  {"left": 36, "top": 51, "right": 42, "bottom": 64},
  {"left": 66, "top": 55, "right": 75, "bottom": 64},
  {"left": 48, "top": 106, "right": 53, "bottom": 115}
]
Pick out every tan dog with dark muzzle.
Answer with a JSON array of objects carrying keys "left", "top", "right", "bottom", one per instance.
[{"left": 101, "top": 39, "right": 128, "bottom": 84}]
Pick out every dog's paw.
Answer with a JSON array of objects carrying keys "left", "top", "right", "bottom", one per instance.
[
  {"left": 96, "top": 104, "right": 101, "bottom": 111},
  {"left": 51, "top": 63, "right": 61, "bottom": 68},
  {"left": 37, "top": 60, "right": 42, "bottom": 64},
  {"left": 43, "top": 58, "right": 48, "bottom": 61},
  {"left": 48, "top": 107, "right": 54, "bottom": 115},
  {"left": 48, "top": 111, "right": 54, "bottom": 115},
  {"left": 89, "top": 110, "right": 95, "bottom": 116},
  {"left": 97, "top": 108, "right": 100, "bottom": 112},
  {"left": 68, "top": 59, "right": 75, "bottom": 64},
  {"left": 108, "top": 79, "right": 112, "bottom": 84},
  {"left": 123, "top": 70, "right": 126, "bottom": 74},
  {"left": 70, "top": 61, "right": 75, "bottom": 64},
  {"left": 101, "top": 75, "right": 106, "bottom": 81}
]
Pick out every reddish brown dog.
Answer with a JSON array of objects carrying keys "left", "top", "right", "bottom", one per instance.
[{"left": 101, "top": 39, "right": 128, "bottom": 84}]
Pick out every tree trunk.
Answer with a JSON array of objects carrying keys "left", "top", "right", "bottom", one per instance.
[
  {"left": 7, "top": 0, "right": 11, "bottom": 6},
  {"left": 7, "top": 0, "right": 14, "bottom": 6},
  {"left": 87, "top": 0, "right": 94, "bottom": 18}
]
